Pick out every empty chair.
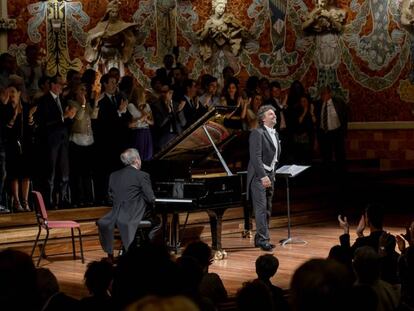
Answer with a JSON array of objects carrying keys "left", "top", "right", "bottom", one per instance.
[{"left": 30, "top": 191, "right": 84, "bottom": 266}]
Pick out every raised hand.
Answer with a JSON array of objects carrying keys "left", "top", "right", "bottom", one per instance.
[
  {"left": 356, "top": 214, "right": 366, "bottom": 237},
  {"left": 338, "top": 215, "right": 349, "bottom": 234}
]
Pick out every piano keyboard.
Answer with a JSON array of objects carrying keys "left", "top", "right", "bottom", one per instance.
[{"left": 155, "top": 198, "right": 194, "bottom": 204}]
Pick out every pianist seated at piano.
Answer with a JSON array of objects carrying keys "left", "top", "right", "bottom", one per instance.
[
  {"left": 151, "top": 82, "right": 184, "bottom": 152},
  {"left": 96, "top": 148, "right": 161, "bottom": 262}
]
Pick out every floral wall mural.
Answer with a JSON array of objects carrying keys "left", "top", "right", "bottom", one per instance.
[{"left": 6, "top": 0, "right": 414, "bottom": 122}]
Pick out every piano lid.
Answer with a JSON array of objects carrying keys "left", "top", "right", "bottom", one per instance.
[{"left": 153, "top": 106, "right": 240, "bottom": 162}]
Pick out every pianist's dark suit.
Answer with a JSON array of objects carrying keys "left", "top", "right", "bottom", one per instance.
[
  {"left": 97, "top": 165, "right": 157, "bottom": 254},
  {"left": 247, "top": 126, "right": 281, "bottom": 247}
]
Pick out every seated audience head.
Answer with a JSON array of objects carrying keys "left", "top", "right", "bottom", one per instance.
[
  {"left": 353, "top": 246, "right": 380, "bottom": 285},
  {"left": 84, "top": 259, "right": 114, "bottom": 296},
  {"left": 120, "top": 148, "right": 141, "bottom": 169},
  {"left": 182, "top": 240, "right": 213, "bottom": 272},
  {"left": 236, "top": 280, "right": 274, "bottom": 311},
  {"left": 36, "top": 267, "right": 60, "bottom": 304},
  {"left": 112, "top": 243, "right": 181, "bottom": 309},
  {"left": 255, "top": 254, "right": 279, "bottom": 281},
  {"left": 0, "top": 248, "right": 38, "bottom": 310},
  {"left": 365, "top": 203, "right": 384, "bottom": 231},
  {"left": 290, "top": 258, "right": 353, "bottom": 311},
  {"left": 328, "top": 245, "right": 351, "bottom": 267}
]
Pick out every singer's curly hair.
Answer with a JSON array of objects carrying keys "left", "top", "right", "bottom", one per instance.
[{"left": 257, "top": 105, "right": 276, "bottom": 126}]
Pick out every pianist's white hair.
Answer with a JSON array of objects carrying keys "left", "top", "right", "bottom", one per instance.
[{"left": 120, "top": 148, "right": 141, "bottom": 167}]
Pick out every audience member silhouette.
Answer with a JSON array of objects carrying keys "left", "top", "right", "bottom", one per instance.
[
  {"left": 236, "top": 279, "right": 274, "bottom": 311},
  {"left": 0, "top": 248, "right": 39, "bottom": 311},
  {"left": 352, "top": 246, "right": 400, "bottom": 311},
  {"left": 36, "top": 267, "right": 79, "bottom": 311},
  {"left": 79, "top": 260, "right": 114, "bottom": 311},
  {"left": 182, "top": 240, "right": 228, "bottom": 305},
  {"left": 255, "top": 254, "right": 289, "bottom": 311},
  {"left": 290, "top": 258, "right": 353, "bottom": 311}
]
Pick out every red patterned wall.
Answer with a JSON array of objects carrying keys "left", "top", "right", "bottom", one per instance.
[{"left": 6, "top": 0, "right": 414, "bottom": 123}]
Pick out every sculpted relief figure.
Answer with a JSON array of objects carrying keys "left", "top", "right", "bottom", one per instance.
[
  {"left": 84, "top": 0, "right": 137, "bottom": 73},
  {"left": 302, "top": 0, "right": 346, "bottom": 33},
  {"left": 198, "top": 0, "right": 253, "bottom": 77},
  {"left": 401, "top": 0, "right": 414, "bottom": 28}
]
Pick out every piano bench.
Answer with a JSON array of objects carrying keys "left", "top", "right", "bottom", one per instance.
[{"left": 117, "top": 220, "right": 153, "bottom": 255}]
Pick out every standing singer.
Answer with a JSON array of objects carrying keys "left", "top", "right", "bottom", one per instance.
[{"left": 247, "top": 105, "right": 281, "bottom": 251}]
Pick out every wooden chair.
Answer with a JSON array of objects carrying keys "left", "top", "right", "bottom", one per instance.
[{"left": 30, "top": 191, "right": 84, "bottom": 266}]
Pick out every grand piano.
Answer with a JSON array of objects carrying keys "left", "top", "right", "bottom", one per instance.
[{"left": 143, "top": 106, "right": 249, "bottom": 259}]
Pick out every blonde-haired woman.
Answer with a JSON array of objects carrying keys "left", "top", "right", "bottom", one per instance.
[
  {"left": 127, "top": 87, "right": 154, "bottom": 160},
  {"left": 68, "top": 83, "right": 98, "bottom": 207}
]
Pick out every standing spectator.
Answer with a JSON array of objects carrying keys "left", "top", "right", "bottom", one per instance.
[
  {"left": 179, "top": 79, "right": 205, "bottom": 129},
  {"left": 127, "top": 87, "right": 154, "bottom": 160},
  {"left": 155, "top": 54, "right": 175, "bottom": 86},
  {"left": 315, "top": 85, "right": 348, "bottom": 172},
  {"left": 94, "top": 73, "right": 128, "bottom": 205},
  {"left": 19, "top": 44, "right": 44, "bottom": 99},
  {"left": 245, "top": 92, "right": 263, "bottom": 129},
  {"left": 151, "top": 83, "right": 183, "bottom": 152},
  {"left": 35, "top": 75, "right": 77, "bottom": 209},
  {"left": 0, "top": 87, "right": 10, "bottom": 213},
  {"left": 292, "top": 95, "right": 316, "bottom": 164},
  {"left": 265, "top": 81, "right": 290, "bottom": 163},
  {"left": 198, "top": 75, "right": 220, "bottom": 108},
  {"left": 81, "top": 69, "right": 98, "bottom": 107},
  {"left": 68, "top": 83, "right": 99, "bottom": 207},
  {"left": 4, "top": 81, "right": 36, "bottom": 212}
]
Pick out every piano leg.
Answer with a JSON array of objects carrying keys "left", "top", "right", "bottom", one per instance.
[
  {"left": 161, "top": 212, "right": 180, "bottom": 254},
  {"left": 207, "top": 209, "right": 227, "bottom": 260}
]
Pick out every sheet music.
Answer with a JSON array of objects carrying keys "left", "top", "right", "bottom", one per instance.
[{"left": 276, "top": 165, "right": 310, "bottom": 177}]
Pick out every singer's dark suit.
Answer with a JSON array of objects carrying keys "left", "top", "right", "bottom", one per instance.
[
  {"left": 35, "top": 92, "right": 70, "bottom": 208},
  {"left": 97, "top": 165, "right": 157, "bottom": 254},
  {"left": 247, "top": 126, "right": 281, "bottom": 245}
]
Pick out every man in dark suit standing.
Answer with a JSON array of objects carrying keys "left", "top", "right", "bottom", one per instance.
[
  {"left": 314, "top": 85, "right": 348, "bottom": 172},
  {"left": 35, "top": 75, "right": 77, "bottom": 209},
  {"left": 94, "top": 73, "right": 128, "bottom": 205},
  {"left": 97, "top": 148, "right": 160, "bottom": 261},
  {"left": 151, "top": 83, "right": 183, "bottom": 152},
  {"left": 247, "top": 105, "right": 281, "bottom": 251},
  {"left": 265, "top": 81, "right": 289, "bottom": 164}
]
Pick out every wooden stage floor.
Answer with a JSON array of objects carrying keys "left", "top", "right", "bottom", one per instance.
[{"left": 31, "top": 220, "right": 407, "bottom": 300}]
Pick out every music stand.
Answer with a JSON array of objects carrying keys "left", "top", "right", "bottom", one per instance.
[{"left": 275, "top": 165, "right": 310, "bottom": 247}]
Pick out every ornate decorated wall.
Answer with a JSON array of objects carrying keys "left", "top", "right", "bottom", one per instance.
[{"left": 5, "top": 0, "right": 414, "bottom": 123}]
